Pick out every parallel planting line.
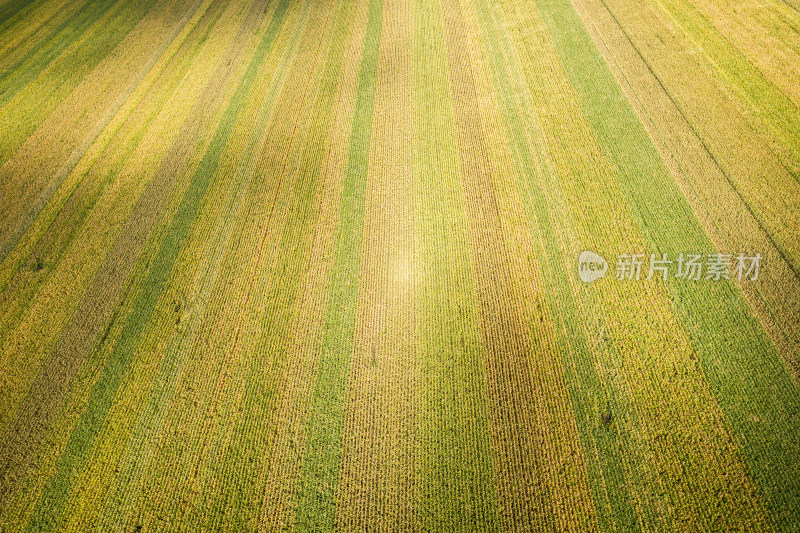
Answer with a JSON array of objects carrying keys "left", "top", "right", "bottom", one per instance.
[
  {"left": 0, "top": 0, "right": 222, "bottom": 292},
  {"left": 0, "top": 0, "right": 231, "bottom": 442},
  {"left": 465, "top": 0, "right": 647, "bottom": 527},
  {"left": 73, "top": 1, "right": 312, "bottom": 529},
  {"left": 412, "top": 0, "right": 497, "bottom": 528},
  {"left": 516, "top": 0, "right": 774, "bottom": 528},
  {"left": 0, "top": 0, "right": 160, "bottom": 185},
  {"left": 257, "top": 0, "right": 369, "bottom": 528},
  {"left": 569, "top": 0, "right": 800, "bottom": 374},
  {"left": 336, "top": 0, "right": 415, "bottom": 527},
  {"left": 0, "top": 0, "right": 85, "bottom": 73},
  {"left": 0, "top": 0, "right": 209, "bottom": 266},
  {"left": 173, "top": 0, "right": 338, "bottom": 528},
  {"left": 536, "top": 0, "right": 800, "bottom": 527},
  {"left": 654, "top": 0, "right": 800, "bottom": 177},
  {"left": 0, "top": 0, "right": 294, "bottom": 529},
  {"left": 442, "top": 0, "right": 598, "bottom": 528},
  {"left": 292, "top": 0, "right": 381, "bottom": 528},
  {"left": 593, "top": 0, "right": 800, "bottom": 276}
]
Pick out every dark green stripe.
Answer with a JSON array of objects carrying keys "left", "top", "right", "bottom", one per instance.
[
  {"left": 0, "top": 0, "right": 159, "bottom": 167},
  {"left": 0, "top": 0, "right": 116, "bottom": 104},
  {"left": 292, "top": 0, "right": 382, "bottom": 528},
  {"left": 534, "top": 0, "right": 800, "bottom": 528},
  {"left": 0, "top": 0, "right": 37, "bottom": 30},
  {"left": 24, "top": 2, "right": 293, "bottom": 529}
]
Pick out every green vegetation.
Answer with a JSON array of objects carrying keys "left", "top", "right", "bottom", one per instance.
[{"left": 0, "top": 0, "right": 798, "bottom": 530}]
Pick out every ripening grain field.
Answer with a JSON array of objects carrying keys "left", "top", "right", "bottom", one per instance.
[{"left": 0, "top": 0, "right": 799, "bottom": 530}]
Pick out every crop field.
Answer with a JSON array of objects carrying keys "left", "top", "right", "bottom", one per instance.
[{"left": 0, "top": 0, "right": 799, "bottom": 530}]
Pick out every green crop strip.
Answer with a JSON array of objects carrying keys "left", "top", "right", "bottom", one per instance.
[
  {"left": 0, "top": 0, "right": 796, "bottom": 530},
  {"left": 292, "top": 0, "right": 382, "bottom": 528},
  {"left": 23, "top": 1, "right": 293, "bottom": 529},
  {"left": 465, "top": 0, "right": 642, "bottom": 528},
  {"left": 201, "top": 1, "right": 345, "bottom": 529},
  {"left": 411, "top": 0, "right": 498, "bottom": 529},
  {"left": 533, "top": 0, "right": 800, "bottom": 528}
]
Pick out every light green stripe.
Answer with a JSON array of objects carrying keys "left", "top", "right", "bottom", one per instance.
[
  {"left": 412, "top": 0, "right": 498, "bottom": 529},
  {"left": 533, "top": 0, "right": 800, "bottom": 528}
]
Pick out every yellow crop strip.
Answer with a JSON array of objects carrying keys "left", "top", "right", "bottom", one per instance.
[
  {"left": 99, "top": 0, "right": 316, "bottom": 527},
  {"left": 592, "top": 0, "right": 800, "bottom": 275},
  {"left": 336, "top": 0, "right": 415, "bottom": 528},
  {"left": 654, "top": 0, "right": 800, "bottom": 176},
  {"left": 493, "top": 0, "right": 775, "bottom": 528},
  {"left": 0, "top": 0, "right": 225, "bottom": 445}
]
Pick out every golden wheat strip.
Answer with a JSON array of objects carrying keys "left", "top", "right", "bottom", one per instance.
[
  {"left": 0, "top": 0, "right": 210, "bottom": 263},
  {"left": 411, "top": 0, "right": 498, "bottom": 527},
  {"left": 112, "top": 0, "right": 318, "bottom": 525},
  {"left": 597, "top": 0, "right": 800, "bottom": 270},
  {"left": 0, "top": 0, "right": 223, "bottom": 439},
  {"left": 0, "top": 0, "right": 246, "bottom": 440},
  {"left": 651, "top": 0, "right": 800, "bottom": 178},
  {"left": 167, "top": 2, "right": 342, "bottom": 529},
  {"left": 685, "top": 0, "right": 800, "bottom": 104}
]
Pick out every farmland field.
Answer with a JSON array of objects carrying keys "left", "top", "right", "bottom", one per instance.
[{"left": 0, "top": 0, "right": 799, "bottom": 530}]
